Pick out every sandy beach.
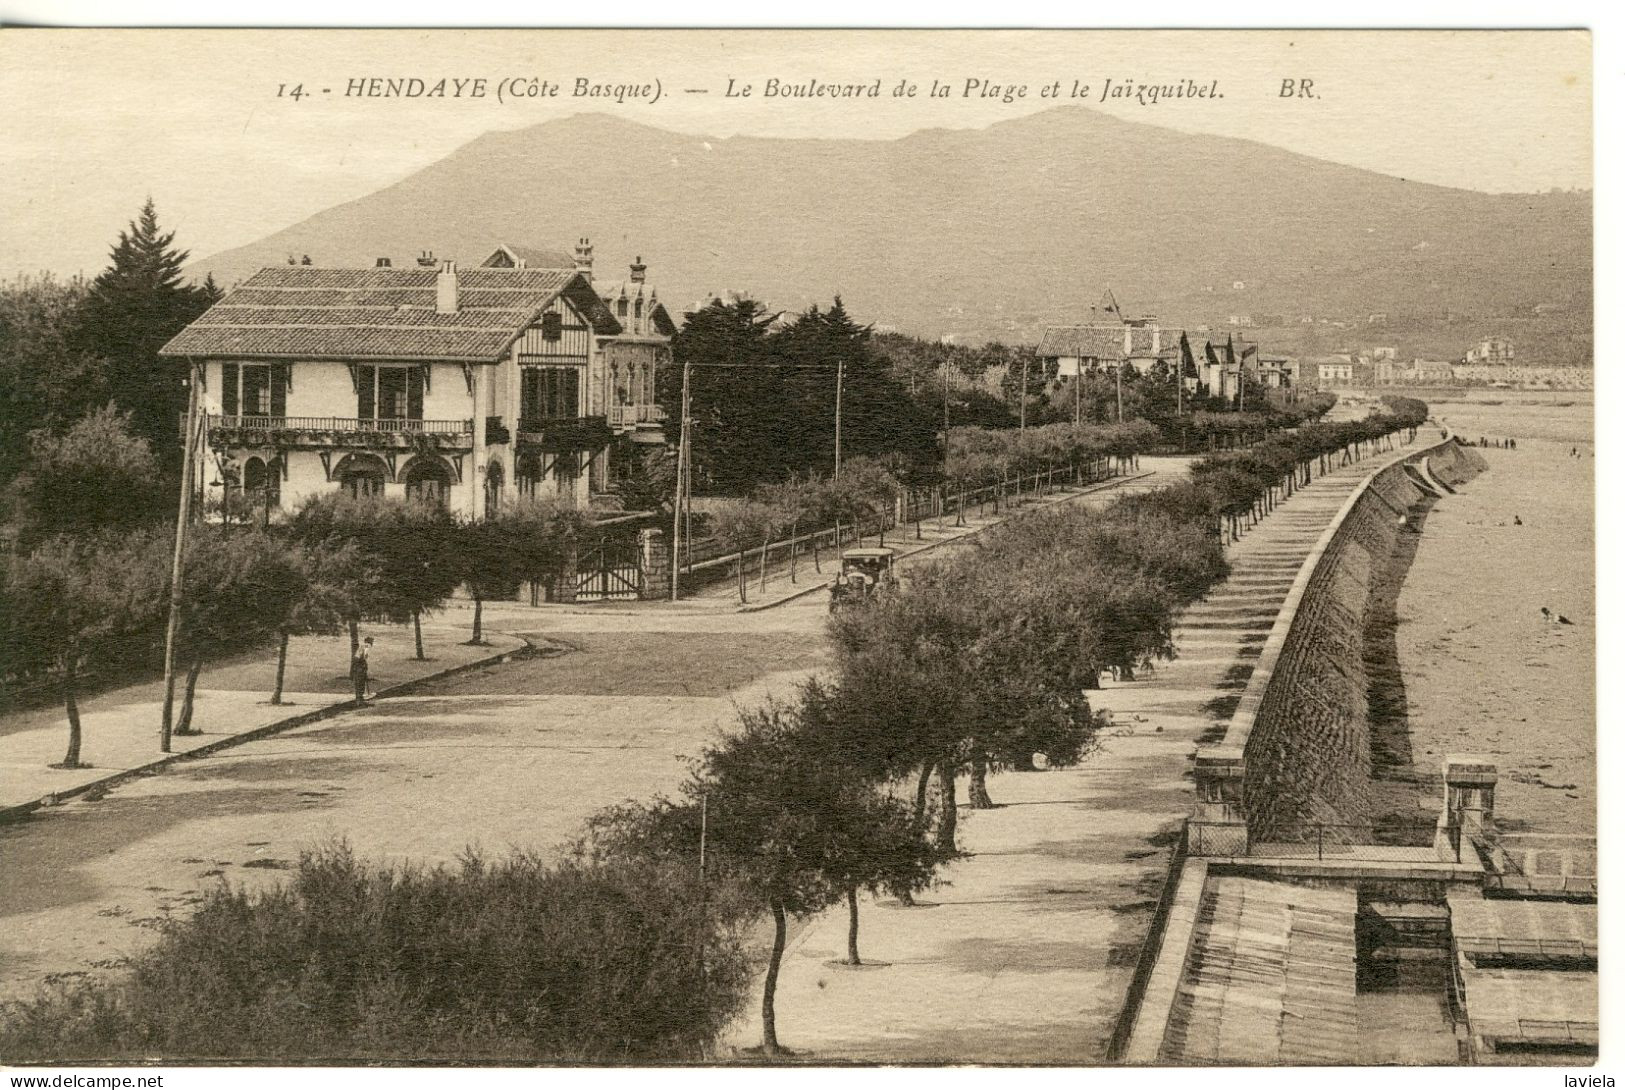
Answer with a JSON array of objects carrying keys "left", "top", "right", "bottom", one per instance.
[{"left": 1393, "top": 394, "right": 1594, "bottom": 835}]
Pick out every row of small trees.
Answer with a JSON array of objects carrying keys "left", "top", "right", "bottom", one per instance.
[
  {"left": 1, "top": 490, "right": 591, "bottom": 769},
  {"left": 583, "top": 442, "right": 1239, "bottom": 1053},
  {"left": 1189, "top": 397, "right": 1430, "bottom": 540}
]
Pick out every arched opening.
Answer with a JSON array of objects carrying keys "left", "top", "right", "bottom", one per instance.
[
  {"left": 403, "top": 456, "right": 452, "bottom": 510},
  {"left": 335, "top": 454, "right": 388, "bottom": 499},
  {"left": 242, "top": 456, "right": 266, "bottom": 496}
]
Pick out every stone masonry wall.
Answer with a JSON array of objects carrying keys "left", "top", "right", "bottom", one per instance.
[{"left": 1240, "top": 439, "right": 1487, "bottom": 840}]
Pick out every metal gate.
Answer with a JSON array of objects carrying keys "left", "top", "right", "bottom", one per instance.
[{"left": 574, "top": 535, "right": 643, "bottom": 601}]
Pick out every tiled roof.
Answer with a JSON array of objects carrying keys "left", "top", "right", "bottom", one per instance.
[
  {"left": 161, "top": 265, "right": 619, "bottom": 362},
  {"left": 1039, "top": 324, "right": 1185, "bottom": 361},
  {"left": 1036, "top": 325, "right": 1129, "bottom": 360},
  {"left": 482, "top": 243, "right": 575, "bottom": 269}
]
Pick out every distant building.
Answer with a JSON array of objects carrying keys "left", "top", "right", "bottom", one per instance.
[
  {"left": 1036, "top": 291, "right": 1184, "bottom": 378},
  {"left": 1257, "top": 353, "right": 1297, "bottom": 389},
  {"left": 1453, "top": 364, "right": 1591, "bottom": 390},
  {"left": 1227, "top": 314, "right": 1254, "bottom": 327},
  {"left": 1199, "top": 337, "right": 1261, "bottom": 401},
  {"left": 1309, "top": 356, "right": 1355, "bottom": 389},
  {"left": 1372, "top": 346, "right": 1397, "bottom": 361},
  {"left": 1395, "top": 358, "right": 1456, "bottom": 385},
  {"left": 1367, "top": 312, "right": 1389, "bottom": 324},
  {"left": 1464, "top": 336, "right": 1516, "bottom": 364}
]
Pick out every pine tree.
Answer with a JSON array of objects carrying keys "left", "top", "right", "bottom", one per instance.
[{"left": 75, "top": 199, "right": 214, "bottom": 470}]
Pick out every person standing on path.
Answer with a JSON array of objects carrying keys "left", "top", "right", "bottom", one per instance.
[{"left": 351, "top": 636, "right": 373, "bottom": 706}]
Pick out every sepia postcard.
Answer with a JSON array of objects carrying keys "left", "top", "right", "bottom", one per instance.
[{"left": 0, "top": 23, "right": 1600, "bottom": 1077}]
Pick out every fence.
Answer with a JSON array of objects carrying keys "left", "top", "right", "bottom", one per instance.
[
  {"left": 1243, "top": 820, "right": 1461, "bottom": 863},
  {"left": 673, "top": 455, "right": 1130, "bottom": 598},
  {"left": 199, "top": 415, "right": 474, "bottom": 434}
]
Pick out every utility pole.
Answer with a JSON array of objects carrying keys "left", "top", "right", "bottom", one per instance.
[
  {"left": 160, "top": 360, "right": 201, "bottom": 753},
  {"left": 834, "top": 356, "right": 844, "bottom": 478},
  {"left": 1115, "top": 362, "right": 1124, "bottom": 424},
  {"left": 1019, "top": 354, "right": 1030, "bottom": 429},
  {"left": 670, "top": 358, "right": 691, "bottom": 602},
  {"left": 1074, "top": 365, "right": 1082, "bottom": 426}
]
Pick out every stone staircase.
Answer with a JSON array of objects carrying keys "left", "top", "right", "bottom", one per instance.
[{"left": 1160, "top": 876, "right": 1359, "bottom": 1064}]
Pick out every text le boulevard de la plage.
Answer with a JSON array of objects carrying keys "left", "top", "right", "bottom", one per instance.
[{"left": 277, "top": 75, "right": 1324, "bottom": 108}]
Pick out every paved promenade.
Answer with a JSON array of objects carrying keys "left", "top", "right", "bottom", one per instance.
[
  {"left": 721, "top": 452, "right": 1403, "bottom": 1062},
  {"left": 1, "top": 623, "right": 525, "bottom": 815}
]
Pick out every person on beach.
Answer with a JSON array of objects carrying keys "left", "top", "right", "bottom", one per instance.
[
  {"left": 351, "top": 636, "right": 373, "bottom": 706},
  {"left": 1514, "top": 515, "right": 1522, "bottom": 526}
]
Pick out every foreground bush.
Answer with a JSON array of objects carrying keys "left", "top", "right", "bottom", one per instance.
[{"left": 0, "top": 845, "right": 755, "bottom": 1063}]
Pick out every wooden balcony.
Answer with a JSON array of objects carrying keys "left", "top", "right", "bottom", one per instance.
[
  {"left": 195, "top": 414, "right": 475, "bottom": 452},
  {"left": 608, "top": 404, "right": 667, "bottom": 428},
  {"left": 515, "top": 415, "right": 613, "bottom": 453}
]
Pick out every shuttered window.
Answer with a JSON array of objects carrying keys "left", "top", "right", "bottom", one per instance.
[
  {"left": 357, "top": 365, "right": 375, "bottom": 420},
  {"left": 520, "top": 366, "right": 580, "bottom": 420},
  {"left": 222, "top": 363, "right": 239, "bottom": 416},
  {"left": 356, "top": 365, "right": 423, "bottom": 421},
  {"left": 241, "top": 365, "right": 272, "bottom": 415}
]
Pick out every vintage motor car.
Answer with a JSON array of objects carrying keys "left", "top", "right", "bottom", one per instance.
[{"left": 828, "top": 546, "right": 898, "bottom": 611}]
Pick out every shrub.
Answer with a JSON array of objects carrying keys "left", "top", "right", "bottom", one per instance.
[{"left": 0, "top": 844, "right": 756, "bottom": 1063}]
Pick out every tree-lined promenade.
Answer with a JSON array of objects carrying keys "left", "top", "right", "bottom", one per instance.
[
  {"left": 1, "top": 395, "right": 1428, "bottom": 1062},
  {"left": 2, "top": 196, "right": 1437, "bottom": 1062}
]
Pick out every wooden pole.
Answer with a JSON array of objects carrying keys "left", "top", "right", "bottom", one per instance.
[
  {"left": 1019, "top": 354, "right": 1029, "bottom": 429},
  {"left": 834, "top": 356, "right": 844, "bottom": 478},
  {"left": 160, "top": 360, "right": 201, "bottom": 753},
  {"left": 670, "top": 358, "right": 690, "bottom": 601},
  {"left": 1115, "top": 362, "right": 1124, "bottom": 424}
]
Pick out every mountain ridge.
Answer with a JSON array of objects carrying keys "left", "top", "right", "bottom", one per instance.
[{"left": 189, "top": 106, "right": 1592, "bottom": 364}]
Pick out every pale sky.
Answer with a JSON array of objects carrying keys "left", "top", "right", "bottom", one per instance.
[{"left": 0, "top": 28, "right": 1593, "bottom": 281}]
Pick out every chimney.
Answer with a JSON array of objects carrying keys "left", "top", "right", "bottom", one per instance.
[
  {"left": 629, "top": 255, "right": 647, "bottom": 284},
  {"left": 376, "top": 257, "right": 392, "bottom": 268},
  {"left": 416, "top": 250, "right": 438, "bottom": 268},
  {"left": 436, "top": 260, "right": 459, "bottom": 314},
  {"left": 573, "top": 237, "right": 594, "bottom": 281}
]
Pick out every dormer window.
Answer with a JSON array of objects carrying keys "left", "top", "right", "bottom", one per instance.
[
  {"left": 617, "top": 298, "right": 628, "bottom": 319},
  {"left": 541, "top": 312, "right": 563, "bottom": 341}
]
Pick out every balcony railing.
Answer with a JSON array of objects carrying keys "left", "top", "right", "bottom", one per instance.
[
  {"left": 203, "top": 415, "right": 473, "bottom": 434},
  {"left": 515, "top": 415, "right": 613, "bottom": 453},
  {"left": 609, "top": 404, "right": 667, "bottom": 427}
]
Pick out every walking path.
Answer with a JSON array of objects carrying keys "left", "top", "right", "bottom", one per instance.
[
  {"left": 720, "top": 452, "right": 1403, "bottom": 1062},
  {"left": 0, "top": 624, "right": 525, "bottom": 816},
  {"left": 686, "top": 469, "right": 1159, "bottom": 609}
]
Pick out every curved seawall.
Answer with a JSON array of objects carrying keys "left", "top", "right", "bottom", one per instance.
[{"left": 1209, "top": 436, "right": 1490, "bottom": 841}]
